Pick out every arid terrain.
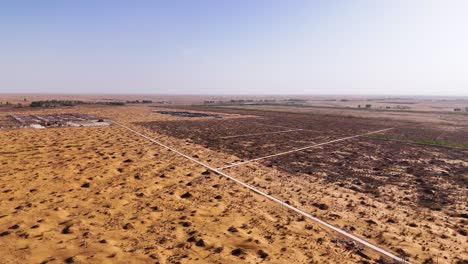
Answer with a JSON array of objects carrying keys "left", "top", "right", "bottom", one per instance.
[{"left": 0, "top": 95, "right": 467, "bottom": 264}]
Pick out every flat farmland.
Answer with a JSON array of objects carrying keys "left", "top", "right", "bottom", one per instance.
[
  {"left": 185, "top": 105, "right": 468, "bottom": 145},
  {"left": 139, "top": 107, "right": 467, "bottom": 213},
  {"left": 153, "top": 106, "right": 394, "bottom": 135},
  {"left": 138, "top": 118, "right": 341, "bottom": 160}
]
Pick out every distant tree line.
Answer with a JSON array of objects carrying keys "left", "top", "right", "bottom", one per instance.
[
  {"left": 453, "top": 107, "right": 468, "bottom": 112},
  {"left": 104, "top": 101, "right": 126, "bottom": 106},
  {"left": 29, "top": 100, "right": 126, "bottom": 107},
  {"left": 125, "top": 100, "right": 153, "bottom": 104},
  {"left": 30, "top": 100, "right": 83, "bottom": 107}
]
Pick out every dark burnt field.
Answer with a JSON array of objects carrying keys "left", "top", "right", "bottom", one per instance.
[
  {"left": 137, "top": 105, "right": 397, "bottom": 161},
  {"left": 192, "top": 106, "right": 468, "bottom": 145},
  {"left": 262, "top": 138, "right": 468, "bottom": 211},
  {"left": 137, "top": 106, "right": 468, "bottom": 212},
  {"left": 138, "top": 117, "right": 341, "bottom": 159}
]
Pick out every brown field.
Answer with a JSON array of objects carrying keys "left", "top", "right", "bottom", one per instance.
[{"left": 0, "top": 95, "right": 467, "bottom": 264}]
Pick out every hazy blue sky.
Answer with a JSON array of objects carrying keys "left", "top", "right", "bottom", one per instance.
[{"left": 1, "top": 0, "right": 467, "bottom": 95}]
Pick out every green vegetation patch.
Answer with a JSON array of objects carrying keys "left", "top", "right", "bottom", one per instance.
[{"left": 366, "top": 134, "right": 468, "bottom": 149}]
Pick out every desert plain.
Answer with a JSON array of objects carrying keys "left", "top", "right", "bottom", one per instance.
[{"left": 0, "top": 95, "right": 467, "bottom": 264}]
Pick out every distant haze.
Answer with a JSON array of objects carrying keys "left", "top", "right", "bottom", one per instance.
[{"left": 1, "top": 0, "right": 467, "bottom": 96}]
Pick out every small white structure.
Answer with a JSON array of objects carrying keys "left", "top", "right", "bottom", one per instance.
[{"left": 30, "top": 124, "right": 45, "bottom": 129}]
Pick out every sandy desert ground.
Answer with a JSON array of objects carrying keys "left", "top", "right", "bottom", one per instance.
[{"left": 0, "top": 96, "right": 467, "bottom": 264}]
